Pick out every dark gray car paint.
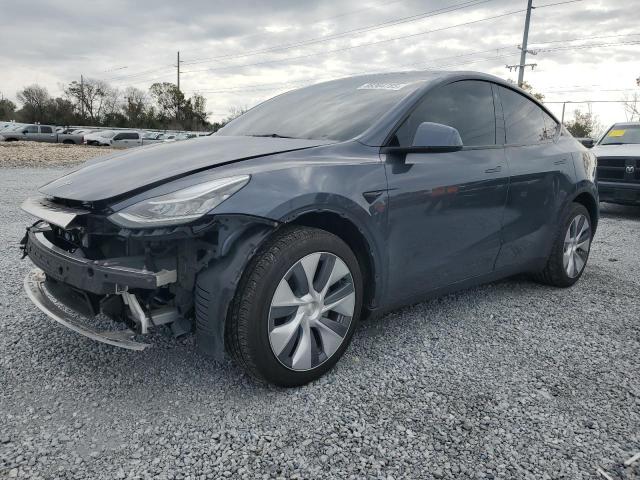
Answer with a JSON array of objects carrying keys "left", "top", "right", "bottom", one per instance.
[
  {"left": 32, "top": 71, "right": 598, "bottom": 356},
  {"left": 39, "top": 136, "right": 334, "bottom": 201}
]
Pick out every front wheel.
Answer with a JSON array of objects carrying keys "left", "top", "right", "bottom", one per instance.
[
  {"left": 534, "top": 203, "right": 593, "bottom": 287},
  {"left": 226, "top": 226, "right": 363, "bottom": 387}
]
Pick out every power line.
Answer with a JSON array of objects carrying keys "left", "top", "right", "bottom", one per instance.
[
  {"left": 181, "top": 0, "right": 495, "bottom": 66},
  {"left": 105, "top": 0, "right": 586, "bottom": 86},
  {"left": 185, "top": 0, "right": 414, "bottom": 59},
  {"left": 181, "top": 0, "right": 584, "bottom": 76},
  {"left": 181, "top": 9, "right": 529, "bottom": 75},
  {"left": 105, "top": 0, "right": 436, "bottom": 81},
  {"left": 529, "top": 32, "right": 640, "bottom": 46},
  {"left": 186, "top": 45, "right": 517, "bottom": 94}
]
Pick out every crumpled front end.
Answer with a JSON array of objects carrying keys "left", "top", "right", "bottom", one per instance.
[{"left": 20, "top": 196, "right": 277, "bottom": 353}]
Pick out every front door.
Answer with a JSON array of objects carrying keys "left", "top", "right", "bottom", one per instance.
[{"left": 384, "top": 80, "right": 509, "bottom": 304}]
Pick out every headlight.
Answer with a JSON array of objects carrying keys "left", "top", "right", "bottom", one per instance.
[{"left": 109, "top": 175, "right": 250, "bottom": 228}]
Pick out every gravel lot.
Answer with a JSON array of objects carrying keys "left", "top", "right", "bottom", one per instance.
[
  {"left": 1, "top": 168, "right": 639, "bottom": 480},
  {"left": 0, "top": 142, "right": 118, "bottom": 168}
]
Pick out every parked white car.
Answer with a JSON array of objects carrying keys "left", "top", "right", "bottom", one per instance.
[
  {"left": 110, "top": 131, "right": 145, "bottom": 148},
  {"left": 84, "top": 130, "right": 116, "bottom": 146}
]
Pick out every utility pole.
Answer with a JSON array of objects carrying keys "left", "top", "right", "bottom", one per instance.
[
  {"left": 518, "top": 0, "right": 534, "bottom": 87},
  {"left": 507, "top": 0, "right": 538, "bottom": 87},
  {"left": 80, "top": 74, "right": 85, "bottom": 120},
  {"left": 177, "top": 51, "right": 182, "bottom": 91}
]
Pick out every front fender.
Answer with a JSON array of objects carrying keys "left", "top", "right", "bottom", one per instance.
[{"left": 195, "top": 216, "right": 277, "bottom": 359}]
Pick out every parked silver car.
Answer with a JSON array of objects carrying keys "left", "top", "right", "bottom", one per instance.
[{"left": 0, "top": 124, "right": 84, "bottom": 144}]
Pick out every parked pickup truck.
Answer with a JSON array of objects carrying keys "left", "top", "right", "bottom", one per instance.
[
  {"left": 593, "top": 122, "right": 640, "bottom": 205},
  {"left": 93, "top": 130, "right": 162, "bottom": 148},
  {"left": 0, "top": 124, "right": 84, "bottom": 144}
]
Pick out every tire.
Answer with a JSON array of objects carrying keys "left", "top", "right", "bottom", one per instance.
[
  {"left": 534, "top": 203, "right": 593, "bottom": 288},
  {"left": 62, "top": 140, "right": 74, "bottom": 145},
  {"left": 225, "top": 225, "right": 363, "bottom": 387}
]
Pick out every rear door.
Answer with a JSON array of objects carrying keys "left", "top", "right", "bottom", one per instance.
[
  {"left": 494, "top": 85, "right": 575, "bottom": 270},
  {"left": 38, "top": 125, "right": 56, "bottom": 143},
  {"left": 112, "top": 132, "right": 136, "bottom": 147},
  {"left": 384, "top": 80, "right": 510, "bottom": 302},
  {"left": 116, "top": 132, "right": 141, "bottom": 148}
]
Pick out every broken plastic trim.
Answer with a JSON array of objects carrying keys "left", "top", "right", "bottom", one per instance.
[{"left": 24, "top": 268, "right": 151, "bottom": 351}]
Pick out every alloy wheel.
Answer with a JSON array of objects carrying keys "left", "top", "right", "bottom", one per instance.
[
  {"left": 563, "top": 214, "right": 591, "bottom": 278},
  {"left": 268, "top": 252, "right": 356, "bottom": 371}
]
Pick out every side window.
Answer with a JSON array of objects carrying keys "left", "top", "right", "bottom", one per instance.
[
  {"left": 40, "top": 126, "right": 53, "bottom": 134},
  {"left": 25, "top": 125, "right": 38, "bottom": 134},
  {"left": 113, "top": 133, "right": 124, "bottom": 141},
  {"left": 498, "top": 86, "right": 552, "bottom": 145},
  {"left": 542, "top": 111, "right": 559, "bottom": 141},
  {"left": 393, "top": 80, "right": 496, "bottom": 147},
  {"left": 122, "top": 132, "right": 138, "bottom": 140}
]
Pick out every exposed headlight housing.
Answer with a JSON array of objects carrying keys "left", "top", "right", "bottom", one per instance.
[{"left": 109, "top": 175, "right": 250, "bottom": 228}]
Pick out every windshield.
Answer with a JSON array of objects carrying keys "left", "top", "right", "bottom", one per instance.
[
  {"left": 599, "top": 125, "right": 640, "bottom": 145},
  {"left": 217, "top": 76, "right": 425, "bottom": 141}
]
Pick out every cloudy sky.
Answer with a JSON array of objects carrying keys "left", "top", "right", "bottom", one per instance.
[{"left": 0, "top": 0, "right": 638, "bottom": 128}]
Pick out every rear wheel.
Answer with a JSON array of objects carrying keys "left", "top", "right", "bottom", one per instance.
[
  {"left": 226, "top": 226, "right": 362, "bottom": 387},
  {"left": 534, "top": 203, "right": 592, "bottom": 287}
]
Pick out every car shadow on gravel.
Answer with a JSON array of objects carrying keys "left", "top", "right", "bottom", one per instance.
[{"left": 600, "top": 202, "right": 640, "bottom": 221}]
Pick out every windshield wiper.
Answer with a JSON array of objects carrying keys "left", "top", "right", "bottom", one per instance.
[{"left": 249, "top": 133, "right": 297, "bottom": 139}]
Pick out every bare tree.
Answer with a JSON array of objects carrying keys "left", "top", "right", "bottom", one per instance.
[
  {"left": 226, "top": 105, "right": 248, "bottom": 122},
  {"left": 149, "top": 82, "right": 185, "bottom": 124},
  {"left": 624, "top": 93, "right": 640, "bottom": 122},
  {"left": 16, "top": 84, "right": 51, "bottom": 122},
  {"left": 121, "top": 87, "right": 150, "bottom": 127},
  {"left": 65, "top": 78, "right": 110, "bottom": 123}
]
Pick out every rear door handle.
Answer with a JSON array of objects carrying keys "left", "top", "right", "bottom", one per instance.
[{"left": 485, "top": 166, "right": 502, "bottom": 174}]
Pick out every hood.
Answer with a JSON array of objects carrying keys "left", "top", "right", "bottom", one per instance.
[
  {"left": 592, "top": 144, "right": 640, "bottom": 158},
  {"left": 39, "top": 135, "right": 334, "bottom": 202}
]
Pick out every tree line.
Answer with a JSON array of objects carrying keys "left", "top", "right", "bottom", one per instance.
[{"left": 0, "top": 78, "right": 233, "bottom": 131}]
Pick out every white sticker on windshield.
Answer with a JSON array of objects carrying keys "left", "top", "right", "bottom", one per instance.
[{"left": 357, "top": 83, "right": 410, "bottom": 91}]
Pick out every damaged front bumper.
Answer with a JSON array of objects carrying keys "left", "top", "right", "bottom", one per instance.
[
  {"left": 21, "top": 225, "right": 183, "bottom": 349},
  {"left": 24, "top": 268, "right": 152, "bottom": 350},
  {"left": 24, "top": 228, "right": 176, "bottom": 295},
  {"left": 20, "top": 199, "right": 279, "bottom": 356}
]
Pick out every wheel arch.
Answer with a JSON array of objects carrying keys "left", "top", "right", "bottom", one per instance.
[
  {"left": 287, "top": 210, "right": 380, "bottom": 314},
  {"left": 572, "top": 190, "right": 599, "bottom": 235}
]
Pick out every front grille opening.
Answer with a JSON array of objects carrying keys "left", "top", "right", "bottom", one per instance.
[
  {"left": 598, "top": 158, "right": 625, "bottom": 168},
  {"left": 597, "top": 168, "right": 625, "bottom": 180}
]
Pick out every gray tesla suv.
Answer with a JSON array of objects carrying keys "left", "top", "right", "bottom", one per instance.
[{"left": 20, "top": 71, "right": 598, "bottom": 386}]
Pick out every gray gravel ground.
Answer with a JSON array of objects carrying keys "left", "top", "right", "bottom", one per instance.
[
  {"left": 0, "top": 142, "right": 117, "bottom": 168},
  {"left": 1, "top": 168, "right": 639, "bottom": 480}
]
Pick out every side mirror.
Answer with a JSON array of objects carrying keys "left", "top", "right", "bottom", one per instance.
[
  {"left": 578, "top": 138, "right": 594, "bottom": 149},
  {"left": 413, "top": 122, "right": 463, "bottom": 150}
]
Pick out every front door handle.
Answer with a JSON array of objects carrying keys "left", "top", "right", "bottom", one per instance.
[{"left": 485, "top": 166, "right": 502, "bottom": 174}]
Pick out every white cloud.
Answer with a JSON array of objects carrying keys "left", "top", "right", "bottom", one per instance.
[{"left": 0, "top": 0, "right": 638, "bottom": 127}]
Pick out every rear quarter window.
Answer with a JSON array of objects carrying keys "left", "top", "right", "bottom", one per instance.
[{"left": 498, "top": 86, "right": 554, "bottom": 145}]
